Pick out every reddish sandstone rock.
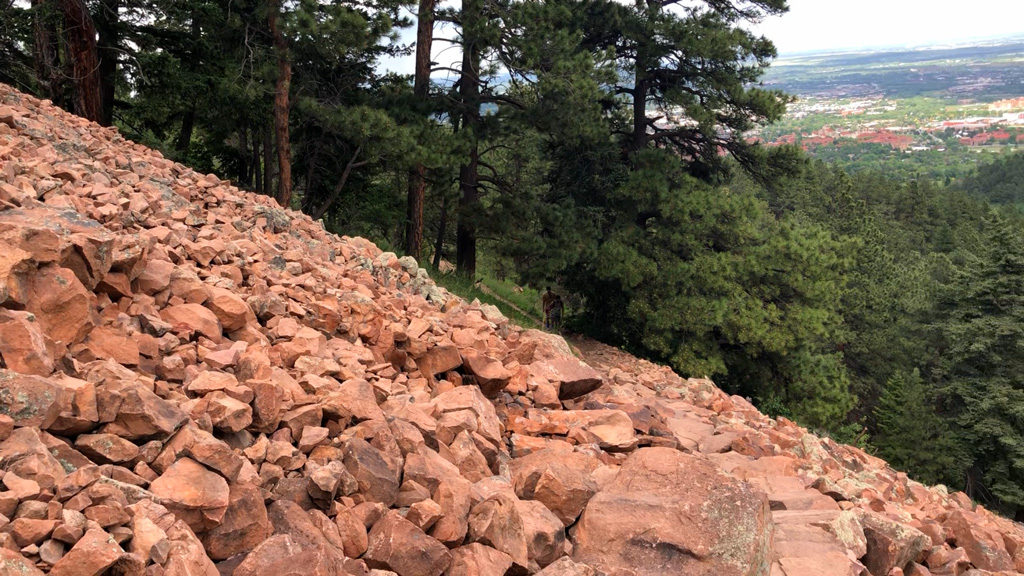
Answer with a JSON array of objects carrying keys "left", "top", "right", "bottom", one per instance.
[
  {"left": 343, "top": 437, "right": 401, "bottom": 507},
  {"left": 447, "top": 543, "right": 515, "bottom": 576},
  {"left": 0, "top": 244, "right": 34, "bottom": 306},
  {"left": 0, "top": 427, "right": 68, "bottom": 489},
  {"left": 201, "top": 482, "right": 270, "bottom": 560},
  {"left": 416, "top": 344, "right": 463, "bottom": 380},
  {"left": 149, "top": 458, "right": 230, "bottom": 532},
  {"left": 430, "top": 477, "right": 474, "bottom": 546},
  {"left": 516, "top": 498, "right": 565, "bottom": 568},
  {"left": 461, "top": 349, "right": 512, "bottom": 397},
  {"left": 49, "top": 528, "right": 125, "bottom": 576},
  {"left": 365, "top": 510, "right": 452, "bottom": 576},
  {"left": 23, "top": 265, "right": 94, "bottom": 345},
  {"left": 74, "top": 433, "right": 140, "bottom": 464},
  {"left": 205, "top": 393, "right": 253, "bottom": 433},
  {"left": 232, "top": 533, "right": 349, "bottom": 576},
  {"left": 205, "top": 285, "right": 253, "bottom": 331},
  {"left": 943, "top": 510, "right": 1014, "bottom": 571},
  {"left": 0, "top": 205, "right": 114, "bottom": 290},
  {"left": 468, "top": 493, "right": 529, "bottom": 568},
  {"left": 512, "top": 449, "right": 599, "bottom": 526},
  {"left": 861, "top": 512, "right": 931, "bottom": 576},
  {"left": 0, "top": 309, "right": 54, "bottom": 375},
  {"left": 567, "top": 409, "right": 637, "bottom": 452},
  {"left": 0, "top": 547, "right": 45, "bottom": 575},
  {"left": 161, "top": 303, "right": 222, "bottom": 342},
  {"left": 100, "top": 379, "right": 188, "bottom": 439},
  {"left": 535, "top": 556, "right": 599, "bottom": 576},
  {"left": 0, "top": 370, "right": 69, "bottom": 428},
  {"left": 7, "top": 517, "right": 58, "bottom": 546},
  {"left": 322, "top": 378, "right": 385, "bottom": 422},
  {"left": 334, "top": 507, "right": 369, "bottom": 558},
  {"left": 129, "top": 499, "right": 219, "bottom": 575},
  {"left": 135, "top": 258, "right": 174, "bottom": 294},
  {"left": 572, "top": 447, "right": 772, "bottom": 576},
  {"left": 78, "top": 325, "right": 140, "bottom": 366}
]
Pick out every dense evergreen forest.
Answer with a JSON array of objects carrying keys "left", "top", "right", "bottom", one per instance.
[{"left": 3, "top": 0, "right": 1024, "bottom": 518}]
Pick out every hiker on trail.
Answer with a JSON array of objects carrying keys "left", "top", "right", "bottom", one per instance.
[
  {"left": 548, "top": 294, "right": 564, "bottom": 332},
  {"left": 542, "top": 287, "right": 556, "bottom": 329}
]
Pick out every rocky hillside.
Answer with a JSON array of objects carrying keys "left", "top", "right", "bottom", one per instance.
[{"left": 0, "top": 82, "right": 1022, "bottom": 576}]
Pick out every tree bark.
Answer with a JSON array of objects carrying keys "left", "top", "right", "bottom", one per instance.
[
  {"left": 629, "top": 0, "right": 650, "bottom": 156},
  {"left": 94, "top": 0, "right": 118, "bottom": 126},
  {"left": 311, "top": 145, "right": 364, "bottom": 221},
  {"left": 455, "top": 0, "right": 481, "bottom": 277},
  {"left": 433, "top": 194, "right": 448, "bottom": 269},
  {"left": 32, "top": 0, "right": 62, "bottom": 104},
  {"left": 59, "top": 0, "right": 102, "bottom": 122},
  {"left": 262, "top": 124, "right": 273, "bottom": 196},
  {"left": 404, "top": 0, "right": 436, "bottom": 259},
  {"left": 174, "top": 11, "right": 201, "bottom": 153},
  {"left": 268, "top": 0, "right": 292, "bottom": 208},
  {"left": 175, "top": 101, "right": 196, "bottom": 154}
]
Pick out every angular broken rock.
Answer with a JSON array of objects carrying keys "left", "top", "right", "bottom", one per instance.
[
  {"left": 343, "top": 437, "right": 400, "bottom": 507},
  {"left": 461, "top": 349, "right": 512, "bottom": 397},
  {"left": 0, "top": 370, "right": 69, "bottom": 429},
  {"left": 22, "top": 265, "right": 94, "bottom": 346},
  {"left": 232, "top": 533, "right": 348, "bottom": 576},
  {"left": 205, "top": 285, "right": 253, "bottom": 332},
  {"left": 201, "top": 481, "right": 270, "bottom": 560},
  {"left": 517, "top": 498, "right": 566, "bottom": 568},
  {"left": 860, "top": 511, "right": 931, "bottom": 576},
  {"left": 535, "top": 556, "right": 599, "bottom": 576},
  {"left": 101, "top": 380, "right": 188, "bottom": 440},
  {"left": 0, "top": 309, "right": 55, "bottom": 376},
  {"left": 161, "top": 303, "right": 222, "bottom": 342},
  {"left": 365, "top": 510, "right": 452, "bottom": 576},
  {"left": 512, "top": 449, "right": 598, "bottom": 526},
  {"left": 48, "top": 528, "right": 124, "bottom": 576},
  {"left": 572, "top": 447, "right": 772, "bottom": 576},
  {"left": 416, "top": 344, "right": 463, "bottom": 381},
  {"left": 0, "top": 547, "right": 46, "bottom": 575},
  {"left": 149, "top": 457, "right": 230, "bottom": 532},
  {"left": 942, "top": 509, "right": 1014, "bottom": 572},
  {"left": 468, "top": 493, "right": 529, "bottom": 568},
  {"left": 74, "top": 433, "right": 140, "bottom": 464},
  {"left": 447, "top": 543, "right": 515, "bottom": 576}
]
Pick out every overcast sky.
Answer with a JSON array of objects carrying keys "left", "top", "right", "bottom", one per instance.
[
  {"left": 379, "top": 0, "right": 1024, "bottom": 74},
  {"left": 757, "top": 0, "right": 1024, "bottom": 56}
]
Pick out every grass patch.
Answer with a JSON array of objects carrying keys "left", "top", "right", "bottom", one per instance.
[
  {"left": 429, "top": 269, "right": 542, "bottom": 329},
  {"left": 480, "top": 276, "right": 543, "bottom": 319}
]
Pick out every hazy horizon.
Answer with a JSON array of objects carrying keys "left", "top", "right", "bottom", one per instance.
[{"left": 379, "top": 0, "right": 1024, "bottom": 75}]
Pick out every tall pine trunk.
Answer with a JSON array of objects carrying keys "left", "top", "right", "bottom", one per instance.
[
  {"left": 455, "top": 0, "right": 481, "bottom": 277},
  {"left": 59, "top": 0, "right": 102, "bottom": 122},
  {"left": 263, "top": 124, "right": 273, "bottom": 197},
  {"left": 174, "top": 11, "right": 201, "bottom": 153},
  {"left": 433, "top": 194, "right": 448, "bottom": 269},
  {"left": 95, "top": 0, "right": 118, "bottom": 126},
  {"left": 268, "top": 0, "right": 292, "bottom": 208},
  {"left": 404, "top": 0, "right": 435, "bottom": 259},
  {"left": 32, "top": 0, "right": 62, "bottom": 104}
]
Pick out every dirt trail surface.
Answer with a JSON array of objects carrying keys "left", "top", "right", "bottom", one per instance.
[{"left": 1, "top": 82, "right": 1023, "bottom": 576}]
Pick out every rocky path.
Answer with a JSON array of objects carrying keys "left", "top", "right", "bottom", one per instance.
[{"left": 1, "top": 81, "right": 1023, "bottom": 576}]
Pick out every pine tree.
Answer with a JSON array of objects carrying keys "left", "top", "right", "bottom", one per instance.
[
  {"left": 872, "top": 369, "right": 965, "bottom": 486},
  {"left": 938, "top": 215, "right": 1024, "bottom": 514}
]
